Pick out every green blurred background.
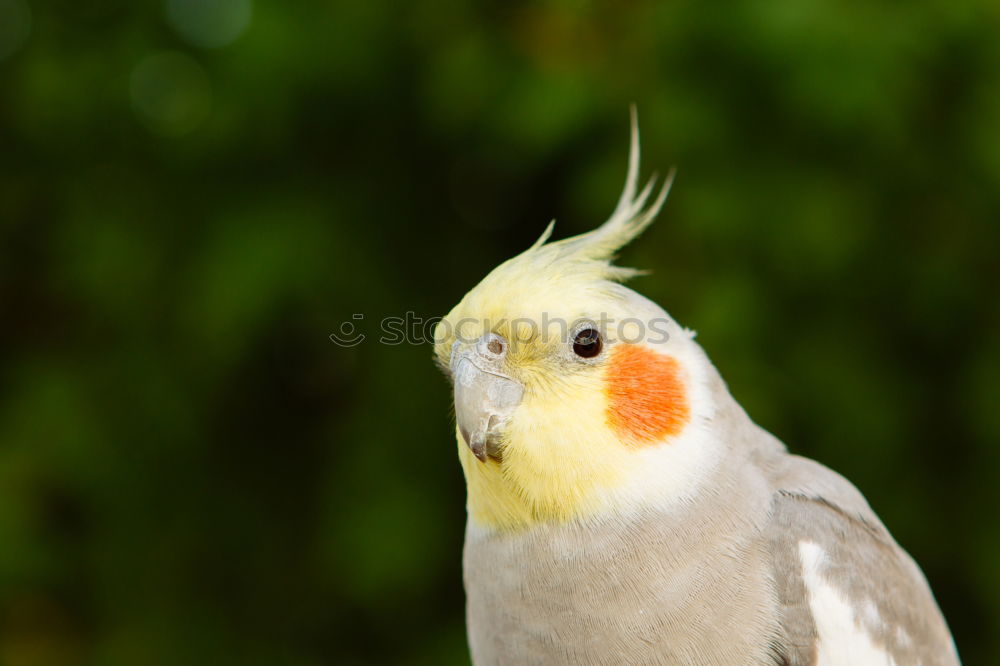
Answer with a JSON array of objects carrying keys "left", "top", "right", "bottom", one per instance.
[{"left": 1, "top": 0, "right": 998, "bottom": 663}]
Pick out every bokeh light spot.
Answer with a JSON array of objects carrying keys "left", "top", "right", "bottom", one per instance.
[
  {"left": 165, "top": 0, "right": 252, "bottom": 49},
  {"left": 130, "top": 52, "right": 212, "bottom": 136},
  {"left": 0, "top": 0, "right": 31, "bottom": 61}
]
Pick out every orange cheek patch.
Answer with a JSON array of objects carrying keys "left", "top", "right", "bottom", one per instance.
[{"left": 604, "top": 345, "right": 690, "bottom": 446}]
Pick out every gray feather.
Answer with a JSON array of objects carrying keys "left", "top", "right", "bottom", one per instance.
[{"left": 464, "top": 366, "right": 959, "bottom": 665}]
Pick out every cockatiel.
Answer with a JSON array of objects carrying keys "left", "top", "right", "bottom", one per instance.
[{"left": 434, "top": 112, "right": 959, "bottom": 666}]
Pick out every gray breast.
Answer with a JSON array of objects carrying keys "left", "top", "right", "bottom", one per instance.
[{"left": 463, "top": 495, "right": 785, "bottom": 665}]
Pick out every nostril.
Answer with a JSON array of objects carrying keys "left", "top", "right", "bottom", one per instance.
[{"left": 477, "top": 333, "right": 507, "bottom": 359}]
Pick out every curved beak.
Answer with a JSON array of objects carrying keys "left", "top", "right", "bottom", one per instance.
[{"left": 451, "top": 336, "right": 523, "bottom": 462}]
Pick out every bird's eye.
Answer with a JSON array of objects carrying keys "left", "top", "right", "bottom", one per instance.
[{"left": 572, "top": 328, "right": 602, "bottom": 358}]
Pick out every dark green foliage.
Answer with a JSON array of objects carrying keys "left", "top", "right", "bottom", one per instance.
[{"left": 0, "top": 0, "right": 997, "bottom": 663}]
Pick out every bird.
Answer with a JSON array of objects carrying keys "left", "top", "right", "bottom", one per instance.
[{"left": 433, "top": 110, "right": 960, "bottom": 665}]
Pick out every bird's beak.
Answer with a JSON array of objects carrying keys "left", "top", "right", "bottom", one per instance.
[{"left": 451, "top": 334, "right": 523, "bottom": 462}]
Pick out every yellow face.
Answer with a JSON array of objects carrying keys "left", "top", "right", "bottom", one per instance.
[
  {"left": 435, "top": 271, "right": 694, "bottom": 531},
  {"left": 435, "top": 112, "right": 700, "bottom": 530}
]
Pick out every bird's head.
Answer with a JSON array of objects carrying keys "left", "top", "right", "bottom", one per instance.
[{"left": 435, "top": 114, "right": 723, "bottom": 531}]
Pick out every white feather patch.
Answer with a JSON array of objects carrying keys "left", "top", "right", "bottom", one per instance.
[{"left": 798, "top": 541, "right": 896, "bottom": 666}]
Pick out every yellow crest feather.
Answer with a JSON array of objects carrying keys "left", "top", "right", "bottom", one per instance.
[{"left": 499, "top": 106, "right": 675, "bottom": 286}]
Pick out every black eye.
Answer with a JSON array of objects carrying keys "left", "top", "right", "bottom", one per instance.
[{"left": 572, "top": 328, "right": 602, "bottom": 358}]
